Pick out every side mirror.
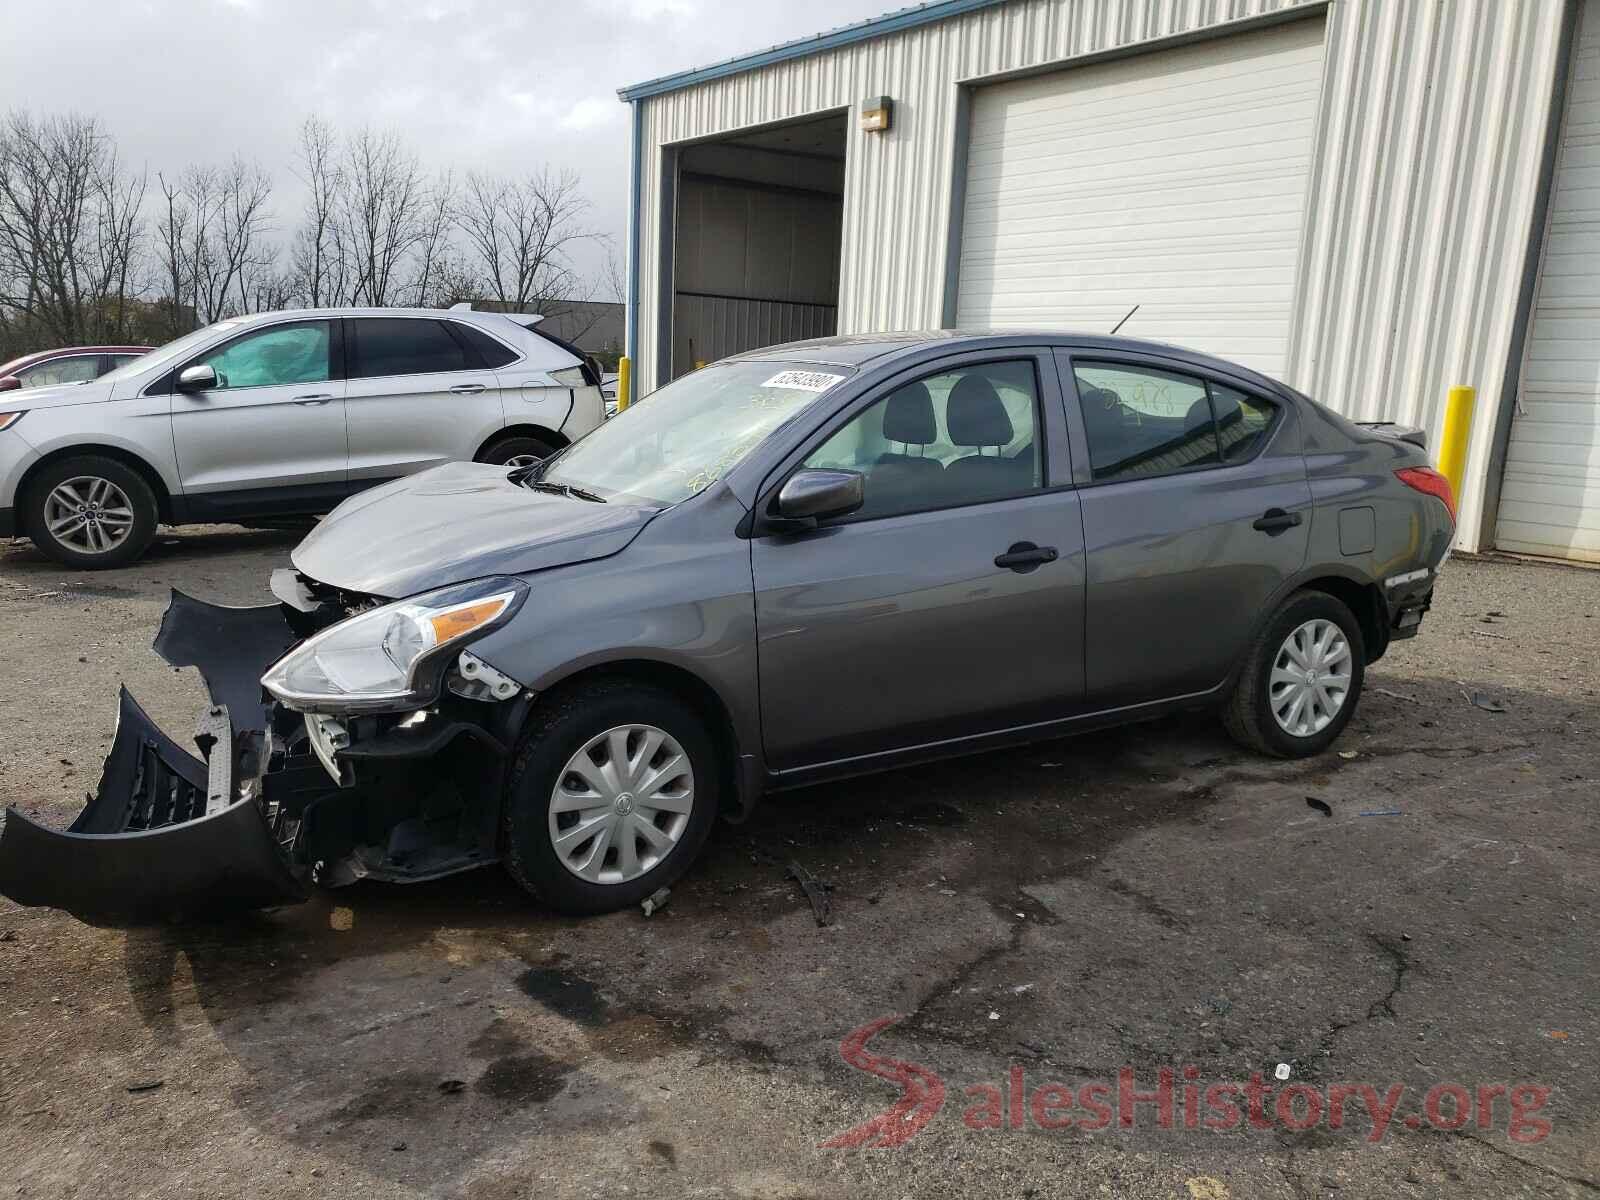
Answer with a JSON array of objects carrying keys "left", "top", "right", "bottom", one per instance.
[
  {"left": 0, "top": 375, "right": 19, "bottom": 392},
  {"left": 774, "top": 468, "right": 864, "bottom": 523},
  {"left": 176, "top": 364, "right": 217, "bottom": 393}
]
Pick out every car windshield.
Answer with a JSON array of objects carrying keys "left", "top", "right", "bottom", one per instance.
[
  {"left": 540, "top": 359, "right": 850, "bottom": 506},
  {"left": 98, "top": 319, "right": 245, "bottom": 385}
]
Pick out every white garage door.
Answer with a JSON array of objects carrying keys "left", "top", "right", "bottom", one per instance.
[
  {"left": 1495, "top": 0, "right": 1600, "bottom": 563},
  {"left": 956, "top": 18, "right": 1326, "bottom": 380}
]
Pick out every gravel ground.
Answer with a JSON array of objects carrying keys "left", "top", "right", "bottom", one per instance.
[{"left": 1, "top": 529, "right": 1597, "bottom": 1199}]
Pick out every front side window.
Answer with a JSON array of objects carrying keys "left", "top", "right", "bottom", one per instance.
[
  {"left": 197, "top": 322, "right": 331, "bottom": 391},
  {"left": 541, "top": 360, "right": 848, "bottom": 506},
  {"left": 352, "top": 318, "right": 469, "bottom": 379},
  {"left": 18, "top": 355, "right": 101, "bottom": 387},
  {"left": 1073, "top": 362, "right": 1219, "bottom": 482},
  {"left": 803, "top": 360, "right": 1042, "bottom": 520}
]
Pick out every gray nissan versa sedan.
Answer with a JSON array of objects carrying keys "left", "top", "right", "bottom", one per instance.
[{"left": 0, "top": 331, "right": 1455, "bottom": 920}]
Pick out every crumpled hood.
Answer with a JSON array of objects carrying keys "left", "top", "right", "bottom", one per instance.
[
  {"left": 3, "top": 379, "right": 111, "bottom": 412},
  {"left": 292, "top": 461, "right": 660, "bottom": 597}
]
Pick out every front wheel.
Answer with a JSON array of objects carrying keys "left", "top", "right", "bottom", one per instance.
[
  {"left": 23, "top": 454, "right": 159, "bottom": 569},
  {"left": 1222, "top": 590, "right": 1365, "bottom": 758},
  {"left": 502, "top": 680, "right": 719, "bottom": 913}
]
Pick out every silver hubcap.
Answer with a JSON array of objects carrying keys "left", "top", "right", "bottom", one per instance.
[
  {"left": 43, "top": 476, "right": 135, "bottom": 554},
  {"left": 548, "top": 724, "right": 694, "bottom": 885},
  {"left": 1270, "top": 618, "right": 1353, "bottom": 737},
  {"left": 504, "top": 453, "right": 543, "bottom": 469}
]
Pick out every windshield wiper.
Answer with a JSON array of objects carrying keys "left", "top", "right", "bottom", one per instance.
[{"left": 526, "top": 479, "right": 606, "bottom": 503}]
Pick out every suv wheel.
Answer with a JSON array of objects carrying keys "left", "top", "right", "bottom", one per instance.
[
  {"left": 502, "top": 680, "right": 719, "bottom": 913},
  {"left": 1222, "top": 589, "right": 1366, "bottom": 758},
  {"left": 478, "top": 435, "right": 555, "bottom": 469},
  {"left": 24, "top": 455, "right": 158, "bottom": 569}
]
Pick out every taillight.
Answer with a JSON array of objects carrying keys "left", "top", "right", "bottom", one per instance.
[{"left": 1396, "top": 466, "right": 1456, "bottom": 522}]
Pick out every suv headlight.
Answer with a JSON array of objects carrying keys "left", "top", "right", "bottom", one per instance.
[{"left": 262, "top": 577, "right": 528, "bottom": 713}]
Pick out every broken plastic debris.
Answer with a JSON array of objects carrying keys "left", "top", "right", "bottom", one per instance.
[
  {"left": 1305, "top": 797, "right": 1333, "bottom": 818},
  {"left": 1338, "top": 750, "right": 1359, "bottom": 760},
  {"left": 1359, "top": 809, "right": 1403, "bottom": 817},
  {"left": 641, "top": 887, "right": 671, "bottom": 917},
  {"left": 1464, "top": 689, "right": 1509, "bottom": 713},
  {"left": 1274, "top": 1063, "right": 1292, "bottom": 1081},
  {"left": 989, "top": 1011, "right": 1001, "bottom": 1021}
]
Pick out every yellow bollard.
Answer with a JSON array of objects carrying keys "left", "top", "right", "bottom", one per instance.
[
  {"left": 1436, "top": 385, "right": 1476, "bottom": 509},
  {"left": 616, "top": 356, "right": 631, "bottom": 412}
]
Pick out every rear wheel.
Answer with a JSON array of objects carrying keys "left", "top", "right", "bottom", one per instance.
[
  {"left": 1222, "top": 590, "right": 1365, "bottom": 757},
  {"left": 502, "top": 680, "right": 719, "bottom": 913},
  {"left": 478, "top": 435, "right": 555, "bottom": 469},
  {"left": 23, "top": 455, "right": 158, "bottom": 569}
]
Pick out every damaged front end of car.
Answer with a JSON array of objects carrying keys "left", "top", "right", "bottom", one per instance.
[{"left": 0, "top": 571, "right": 533, "bottom": 924}]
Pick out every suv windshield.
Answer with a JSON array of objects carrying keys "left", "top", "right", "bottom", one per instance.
[
  {"left": 541, "top": 360, "right": 849, "bottom": 506},
  {"left": 98, "top": 319, "right": 244, "bottom": 385}
]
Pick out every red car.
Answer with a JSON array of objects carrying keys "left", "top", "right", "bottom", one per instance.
[{"left": 0, "top": 345, "right": 153, "bottom": 391}]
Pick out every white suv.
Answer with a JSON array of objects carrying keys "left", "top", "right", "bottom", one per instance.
[{"left": 0, "top": 307, "right": 607, "bottom": 567}]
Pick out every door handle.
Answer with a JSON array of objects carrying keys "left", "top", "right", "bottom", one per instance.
[
  {"left": 994, "top": 541, "right": 1059, "bottom": 572},
  {"left": 1252, "top": 508, "right": 1303, "bottom": 534},
  {"left": 293, "top": 394, "right": 333, "bottom": 406},
  {"left": 450, "top": 383, "right": 487, "bottom": 394}
]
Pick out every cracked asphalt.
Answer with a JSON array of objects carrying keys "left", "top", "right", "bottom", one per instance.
[{"left": 1, "top": 528, "right": 1597, "bottom": 1198}]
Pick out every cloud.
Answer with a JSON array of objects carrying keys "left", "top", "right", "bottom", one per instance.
[
  {"left": 0, "top": 0, "right": 885, "bottom": 281},
  {"left": 559, "top": 97, "right": 622, "bottom": 133}
]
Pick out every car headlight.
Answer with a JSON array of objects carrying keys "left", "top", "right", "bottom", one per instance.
[{"left": 261, "top": 577, "right": 528, "bottom": 713}]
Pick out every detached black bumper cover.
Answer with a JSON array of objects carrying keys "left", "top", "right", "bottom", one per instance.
[{"left": 0, "top": 592, "right": 306, "bottom": 922}]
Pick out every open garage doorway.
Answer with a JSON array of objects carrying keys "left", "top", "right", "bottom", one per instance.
[{"left": 664, "top": 111, "right": 845, "bottom": 380}]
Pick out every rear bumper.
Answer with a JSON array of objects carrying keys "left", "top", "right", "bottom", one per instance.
[{"left": 0, "top": 506, "right": 13, "bottom": 538}]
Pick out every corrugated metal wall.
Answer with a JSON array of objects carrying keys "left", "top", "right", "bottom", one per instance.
[{"left": 635, "top": 0, "right": 1569, "bottom": 550}]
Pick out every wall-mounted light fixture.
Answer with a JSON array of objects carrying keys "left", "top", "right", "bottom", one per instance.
[{"left": 859, "top": 96, "right": 893, "bottom": 133}]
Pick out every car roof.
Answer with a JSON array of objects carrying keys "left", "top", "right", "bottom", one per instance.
[{"left": 725, "top": 329, "right": 1289, "bottom": 393}]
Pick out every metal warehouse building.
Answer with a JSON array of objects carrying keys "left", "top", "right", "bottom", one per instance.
[{"left": 618, "top": 0, "right": 1598, "bottom": 560}]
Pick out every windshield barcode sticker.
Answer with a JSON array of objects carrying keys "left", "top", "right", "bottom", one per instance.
[{"left": 762, "top": 369, "right": 844, "bottom": 393}]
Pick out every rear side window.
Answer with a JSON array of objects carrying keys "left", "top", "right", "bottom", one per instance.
[
  {"left": 450, "top": 322, "right": 519, "bottom": 368},
  {"left": 1211, "top": 383, "right": 1278, "bottom": 463},
  {"left": 1073, "top": 363, "right": 1218, "bottom": 482},
  {"left": 351, "top": 319, "right": 469, "bottom": 379}
]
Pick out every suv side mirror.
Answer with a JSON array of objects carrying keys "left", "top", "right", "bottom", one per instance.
[
  {"left": 0, "top": 375, "right": 19, "bottom": 392},
  {"left": 774, "top": 468, "right": 864, "bottom": 523},
  {"left": 176, "top": 364, "right": 217, "bottom": 393}
]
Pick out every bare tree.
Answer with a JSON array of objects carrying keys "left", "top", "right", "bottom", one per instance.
[
  {"left": 289, "top": 116, "right": 346, "bottom": 306},
  {"left": 152, "top": 172, "right": 190, "bottom": 337},
  {"left": 404, "top": 170, "right": 455, "bottom": 306},
  {"left": 457, "top": 167, "right": 596, "bottom": 313},
  {"left": 0, "top": 110, "right": 147, "bottom": 344},
  {"left": 181, "top": 158, "right": 273, "bottom": 323},
  {"left": 337, "top": 127, "right": 430, "bottom": 306}
]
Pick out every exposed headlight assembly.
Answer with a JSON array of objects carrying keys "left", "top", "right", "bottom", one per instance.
[{"left": 261, "top": 577, "right": 528, "bottom": 713}]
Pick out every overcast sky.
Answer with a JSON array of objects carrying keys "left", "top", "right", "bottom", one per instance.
[{"left": 0, "top": 0, "right": 884, "bottom": 287}]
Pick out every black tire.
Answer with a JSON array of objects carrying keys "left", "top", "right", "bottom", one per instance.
[
  {"left": 1222, "top": 589, "right": 1366, "bottom": 758},
  {"left": 477, "top": 435, "right": 555, "bottom": 467},
  {"left": 23, "top": 454, "right": 159, "bottom": 569},
  {"left": 502, "top": 680, "right": 720, "bottom": 914}
]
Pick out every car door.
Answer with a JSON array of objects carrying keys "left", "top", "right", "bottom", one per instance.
[
  {"left": 345, "top": 316, "right": 506, "bottom": 485},
  {"left": 751, "top": 351, "right": 1086, "bottom": 773},
  {"left": 169, "top": 319, "right": 348, "bottom": 514},
  {"left": 1058, "top": 350, "right": 1312, "bottom": 708}
]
